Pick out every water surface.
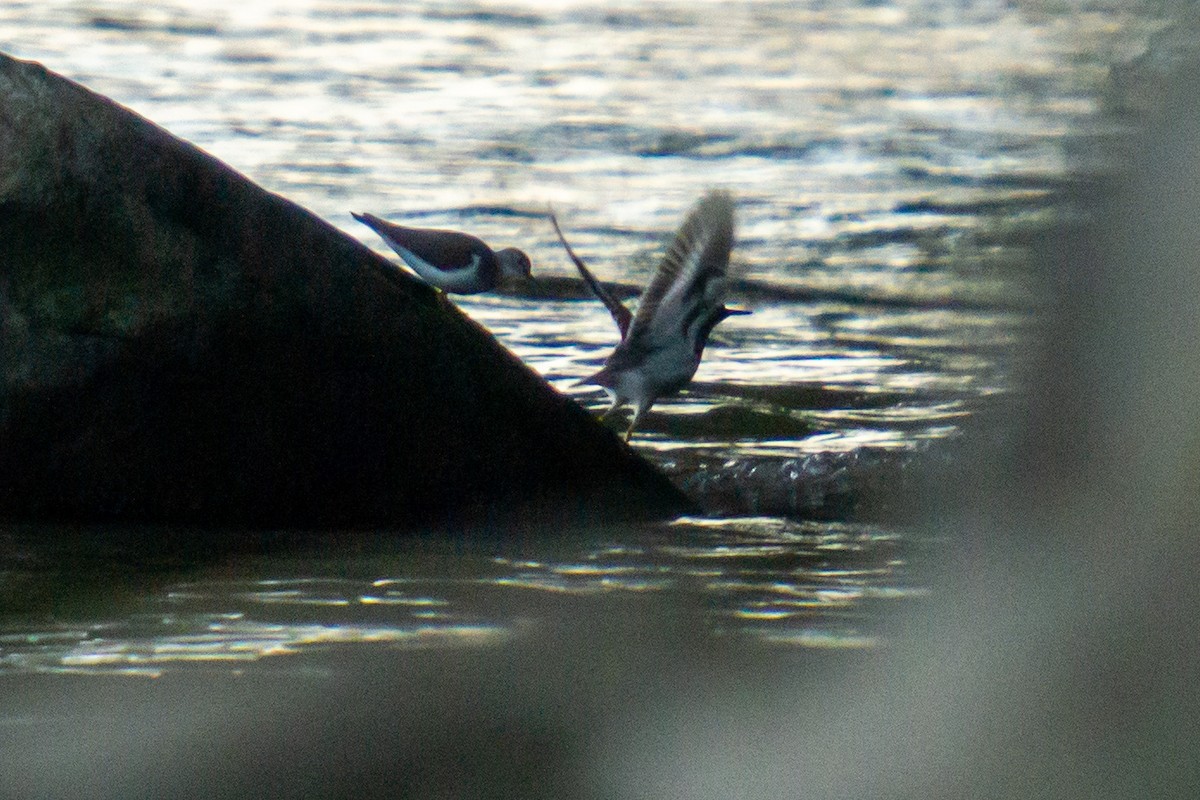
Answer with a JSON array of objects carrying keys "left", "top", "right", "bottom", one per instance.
[{"left": 0, "top": 0, "right": 1157, "bottom": 674}]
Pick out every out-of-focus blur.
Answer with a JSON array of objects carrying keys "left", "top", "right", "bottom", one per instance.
[{"left": 3, "top": 2, "right": 1199, "bottom": 798}]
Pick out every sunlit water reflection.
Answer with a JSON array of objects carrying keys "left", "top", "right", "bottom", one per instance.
[
  {"left": 0, "top": 517, "right": 920, "bottom": 676},
  {"left": 0, "top": 0, "right": 1160, "bottom": 675}
]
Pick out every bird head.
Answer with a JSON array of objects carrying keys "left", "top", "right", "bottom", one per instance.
[
  {"left": 692, "top": 305, "right": 751, "bottom": 356},
  {"left": 496, "top": 248, "right": 534, "bottom": 282},
  {"left": 717, "top": 306, "right": 752, "bottom": 322}
]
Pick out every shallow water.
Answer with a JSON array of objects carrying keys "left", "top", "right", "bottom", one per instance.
[
  {"left": 0, "top": 517, "right": 924, "bottom": 677},
  {"left": 0, "top": 1, "right": 1157, "bottom": 678}
]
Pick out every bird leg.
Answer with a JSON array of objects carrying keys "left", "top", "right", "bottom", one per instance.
[
  {"left": 599, "top": 399, "right": 623, "bottom": 422},
  {"left": 624, "top": 400, "right": 652, "bottom": 443}
]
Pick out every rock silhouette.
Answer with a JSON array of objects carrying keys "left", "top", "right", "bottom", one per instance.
[{"left": 0, "top": 52, "right": 691, "bottom": 529}]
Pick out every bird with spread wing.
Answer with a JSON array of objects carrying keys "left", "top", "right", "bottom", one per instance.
[{"left": 550, "top": 190, "right": 749, "bottom": 441}]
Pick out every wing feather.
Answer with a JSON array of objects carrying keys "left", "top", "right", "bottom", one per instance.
[
  {"left": 550, "top": 211, "right": 633, "bottom": 338},
  {"left": 627, "top": 190, "right": 735, "bottom": 347}
]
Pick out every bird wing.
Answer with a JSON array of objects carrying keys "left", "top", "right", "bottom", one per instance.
[
  {"left": 550, "top": 211, "right": 633, "bottom": 339},
  {"left": 352, "top": 212, "right": 484, "bottom": 272},
  {"left": 626, "top": 190, "right": 735, "bottom": 349}
]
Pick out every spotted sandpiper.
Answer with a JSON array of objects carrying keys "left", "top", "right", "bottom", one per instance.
[
  {"left": 551, "top": 190, "right": 749, "bottom": 441},
  {"left": 352, "top": 212, "right": 534, "bottom": 294}
]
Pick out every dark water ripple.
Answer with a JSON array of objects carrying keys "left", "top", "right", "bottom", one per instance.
[
  {"left": 671, "top": 448, "right": 922, "bottom": 519},
  {"left": 0, "top": 513, "right": 924, "bottom": 675}
]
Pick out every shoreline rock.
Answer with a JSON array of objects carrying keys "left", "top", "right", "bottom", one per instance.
[{"left": 0, "top": 52, "right": 693, "bottom": 529}]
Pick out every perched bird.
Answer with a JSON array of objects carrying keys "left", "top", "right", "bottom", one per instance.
[
  {"left": 551, "top": 190, "right": 749, "bottom": 441},
  {"left": 352, "top": 212, "right": 533, "bottom": 294}
]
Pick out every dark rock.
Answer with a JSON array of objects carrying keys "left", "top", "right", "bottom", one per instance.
[{"left": 0, "top": 52, "right": 692, "bottom": 529}]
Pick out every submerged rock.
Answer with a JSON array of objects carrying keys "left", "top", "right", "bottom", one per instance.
[{"left": 0, "top": 52, "right": 691, "bottom": 528}]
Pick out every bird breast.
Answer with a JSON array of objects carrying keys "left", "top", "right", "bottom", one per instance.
[
  {"left": 401, "top": 250, "right": 491, "bottom": 293},
  {"left": 608, "top": 336, "right": 700, "bottom": 404}
]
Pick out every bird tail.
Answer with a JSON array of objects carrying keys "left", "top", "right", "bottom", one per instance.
[{"left": 573, "top": 366, "right": 613, "bottom": 389}]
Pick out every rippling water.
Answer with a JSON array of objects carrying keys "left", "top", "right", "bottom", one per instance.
[
  {"left": 0, "top": 518, "right": 923, "bottom": 678},
  {"left": 0, "top": 2, "right": 1156, "bottom": 676}
]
